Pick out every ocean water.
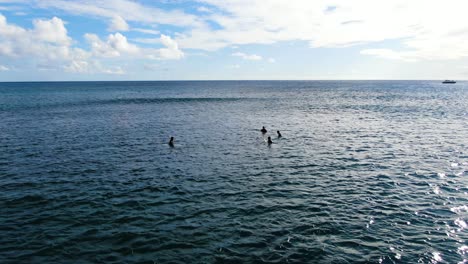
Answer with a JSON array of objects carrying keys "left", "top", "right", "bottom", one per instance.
[{"left": 0, "top": 80, "right": 467, "bottom": 263}]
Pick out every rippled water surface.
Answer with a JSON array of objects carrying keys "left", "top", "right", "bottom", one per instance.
[{"left": 1, "top": 81, "right": 467, "bottom": 263}]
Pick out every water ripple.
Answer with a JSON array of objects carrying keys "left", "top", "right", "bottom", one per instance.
[{"left": 1, "top": 81, "right": 467, "bottom": 263}]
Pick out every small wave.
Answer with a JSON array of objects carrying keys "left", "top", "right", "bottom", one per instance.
[
  {"left": 98, "top": 97, "right": 247, "bottom": 106},
  {"left": 6, "top": 97, "right": 249, "bottom": 112},
  {"left": 4, "top": 194, "right": 49, "bottom": 207}
]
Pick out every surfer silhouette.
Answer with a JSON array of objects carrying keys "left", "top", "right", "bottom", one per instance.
[
  {"left": 277, "top": 130, "right": 282, "bottom": 138},
  {"left": 168, "top": 137, "right": 174, "bottom": 147},
  {"left": 267, "top": 136, "right": 273, "bottom": 145},
  {"left": 261, "top": 126, "right": 267, "bottom": 134}
]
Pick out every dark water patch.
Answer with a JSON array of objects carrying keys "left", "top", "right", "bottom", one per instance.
[
  {"left": 2, "top": 97, "right": 253, "bottom": 112},
  {"left": 2, "top": 194, "right": 50, "bottom": 208}
]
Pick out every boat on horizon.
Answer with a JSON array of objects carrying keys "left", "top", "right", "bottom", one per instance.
[{"left": 442, "top": 80, "right": 456, "bottom": 84}]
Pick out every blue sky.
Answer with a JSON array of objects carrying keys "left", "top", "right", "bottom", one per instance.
[{"left": 0, "top": 0, "right": 467, "bottom": 81}]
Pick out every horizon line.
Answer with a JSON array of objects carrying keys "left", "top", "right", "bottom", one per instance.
[{"left": 0, "top": 79, "right": 465, "bottom": 83}]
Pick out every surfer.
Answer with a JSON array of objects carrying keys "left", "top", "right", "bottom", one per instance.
[
  {"left": 168, "top": 137, "right": 174, "bottom": 147},
  {"left": 267, "top": 136, "right": 273, "bottom": 145},
  {"left": 261, "top": 126, "right": 267, "bottom": 134},
  {"left": 277, "top": 130, "right": 282, "bottom": 138}
]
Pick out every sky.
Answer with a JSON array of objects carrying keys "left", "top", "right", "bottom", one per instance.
[{"left": 0, "top": 0, "right": 467, "bottom": 81}]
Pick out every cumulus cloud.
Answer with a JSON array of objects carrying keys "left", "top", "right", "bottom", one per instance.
[
  {"left": 85, "top": 32, "right": 183, "bottom": 60},
  {"left": 0, "top": 13, "right": 184, "bottom": 76},
  {"left": 157, "top": 34, "right": 184, "bottom": 59},
  {"left": 0, "top": 13, "right": 94, "bottom": 74},
  {"left": 33, "top": 16, "right": 71, "bottom": 45},
  {"left": 108, "top": 15, "right": 129, "bottom": 32},
  {"left": 232, "top": 52, "right": 262, "bottom": 60},
  {"left": 84, "top": 33, "right": 120, "bottom": 57},
  {"left": 0, "top": 64, "right": 9, "bottom": 71},
  {"left": 108, "top": 32, "right": 139, "bottom": 54},
  {"left": 0, "top": 14, "right": 82, "bottom": 61}
]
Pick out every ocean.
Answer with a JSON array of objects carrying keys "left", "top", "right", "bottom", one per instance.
[{"left": 0, "top": 81, "right": 467, "bottom": 263}]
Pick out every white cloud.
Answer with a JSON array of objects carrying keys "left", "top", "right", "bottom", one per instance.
[
  {"left": 360, "top": 49, "right": 417, "bottom": 62},
  {"left": 232, "top": 52, "right": 262, "bottom": 60},
  {"left": 4, "top": 0, "right": 468, "bottom": 62},
  {"left": 0, "top": 64, "right": 9, "bottom": 71},
  {"left": 0, "top": 6, "right": 14, "bottom": 11},
  {"left": 0, "top": 3, "right": 25, "bottom": 11},
  {"left": 63, "top": 60, "right": 89, "bottom": 73},
  {"left": 0, "top": 14, "right": 81, "bottom": 61},
  {"left": 172, "top": 0, "right": 468, "bottom": 61},
  {"left": 0, "top": 14, "right": 26, "bottom": 41},
  {"left": 0, "top": 13, "right": 184, "bottom": 76},
  {"left": 108, "top": 15, "right": 129, "bottom": 32},
  {"left": 37, "top": 0, "right": 204, "bottom": 28},
  {"left": 133, "top": 28, "right": 160, "bottom": 35},
  {"left": 33, "top": 16, "right": 70, "bottom": 45},
  {"left": 2, "top": 0, "right": 466, "bottom": 80},
  {"left": 157, "top": 34, "right": 184, "bottom": 59},
  {"left": 361, "top": 32, "right": 468, "bottom": 61},
  {"left": 197, "top": 6, "right": 212, "bottom": 13},
  {"left": 62, "top": 58, "right": 127, "bottom": 75},
  {"left": 102, "top": 66, "right": 125, "bottom": 75},
  {"left": 84, "top": 33, "right": 120, "bottom": 57},
  {"left": 108, "top": 32, "right": 139, "bottom": 54},
  {"left": 85, "top": 32, "right": 183, "bottom": 60},
  {"left": 132, "top": 37, "right": 161, "bottom": 44}
]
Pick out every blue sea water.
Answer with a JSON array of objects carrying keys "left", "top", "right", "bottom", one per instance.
[{"left": 0, "top": 80, "right": 467, "bottom": 263}]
